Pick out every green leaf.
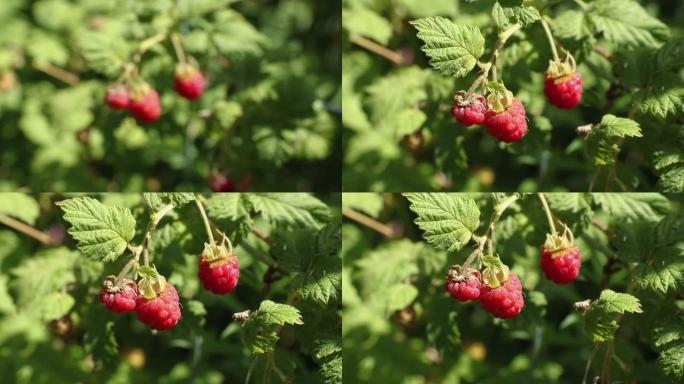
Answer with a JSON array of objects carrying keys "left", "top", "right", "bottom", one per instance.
[
  {"left": 0, "top": 193, "right": 40, "bottom": 225},
  {"left": 404, "top": 193, "right": 480, "bottom": 252},
  {"left": 492, "top": 2, "right": 540, "bottom": 29},
  {"left": 0, "top": 275, "right": 15, "bottom": 315},
  {"left": 411, "top": 16, "right": 485, "bottom": 77},
  {"left": 585, "top": 114, "right": 642, "bottom": 166},
  {"left": 37, "top": 292, "right": 74, "bottom": 321},
  {"left": 654, "top": 145, "right": 684, "bottom": 192},
  {"left": 56, "top": 197, "right": 136, "bottom": 262},
  {"left": 206, "top": 193, "right": 251, "bottom": 220},
  {"left": 592, "top": 193, "right": 669, "bottom": 221},
  {"left": 584, "top": 290, "right": 642, "bottom": 343},
  {"left": 11, "top": 247, "right": 78, "bottom": 308},
  {"left": 241, "top": 300, "right": 303, "bottom": 354},
  {"left": 653, "top": 324, "right": 684, "bottom": 381},
  {"left": 143, "top": 193, "right": 195, "bottom": 211},
  {"left": 248, "top": 193, "right": 331, "bottom": 228},
  {"left": 343, "top": 7, "right": 392, "bottom": 45},
  {"left": 634, "top": 244, "right": 684, "bottom": 294},
  {"left": 342, "top": 193, "right": 384, "bottom": 218},
  {"left": 587, "top": 0, "right": 669, "bottom": 48},
  {"left": 635, "top": 75, "right": 684, "bottom": 119},
  {"left": 315, "top": 338, "right": 342, "bottom": 384}
]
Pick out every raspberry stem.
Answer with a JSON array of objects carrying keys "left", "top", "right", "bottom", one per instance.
[
  {"left": 538, "top": 193, "right": 557, "bottom": 235},
  {"left": 342, "top": 207, "right": 398, "bottom": 238},
  {"left": 0, "top": 213, "right": 55, "bottom": 245},
  {"left": 485, "top": 194, "right": 519, "bottom": 255},
  {"left": 115, "top": 253, "right": 140, "bottom": 286},
  {"left": 540, "top": 18, "right": 560, "bottom": 61},
  {"left": 171, "top": 33, "right": 187, "bottom": 64},
  {"left": 194, "top": 195, "right": 215, "bottom": 244},
  {"left": 141, "top": 203, "right": 175, "bottom": 266}
]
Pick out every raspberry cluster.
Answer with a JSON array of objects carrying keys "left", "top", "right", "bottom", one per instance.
[
  {"left": 444, "top": 267, "right": 524, "bottom": 319},
  {"left": 450, "top": 92, "right": 528, "bottom": 143},
  {"left": 99, "top": 275, "right": 181, "bottom": 331},
  {"left": 104, "top": 64, "right": 206, "bottom": 123}
]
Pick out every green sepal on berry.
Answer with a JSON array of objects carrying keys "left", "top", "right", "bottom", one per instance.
[
  {"left": 481, "top": 255, "right": 510, "bottom": 288},
  {"left": 485, "top": 81, "right": 514, "bottom": 113},
  {"left": 545, "top": 53, "right": 577, "bottom": 81},
  {"left": 137, "top": 265, "right": 167, "bottom": 300},
  {"left": 543, "top": 226, "right": 575, "bottom": 257},
  {"left": 200, "top": 233, "right": 233, "bottom": 264}
]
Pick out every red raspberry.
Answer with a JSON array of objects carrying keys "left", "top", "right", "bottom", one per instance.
[
  {"left": 540, "top": 245, "right": 581, "bottom": 284},
  {"left": 483, "top": 98, "right": 528, "bottom": 143},
  {"left": 451, "top": 95, "right": 486, "bottom": 126},
  {"left": 105, "top": 85, "right": 130, "bottom": 110},
  {"left": 198, "top": 256, "right": 239, "bottom": 294},
  {"left": 445, "top": 272, "right": 481, "bottom": 302},
  {"left": 174, "top": 68, "right": 205, "bottom": 100},
  {"left": 100, "top": 280, "right": 137, "bottom": 313},
  {"left": 479, "top": 273, "right": 524, "bottom": 319},
  {"left": 135, "top": 283, "right": 181, "bottom": 330},
  {"left": 544, "top": 72, "right": 582, "bottom": 109},
  {"left": 129, "top": 88, "right": 161, "bottom": 123},
  {"left": 208, "top": 172, "right": 236, "bottom": 192}
]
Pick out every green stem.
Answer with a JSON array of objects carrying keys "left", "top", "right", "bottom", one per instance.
[
  {"left": 540, "top": 18, "right": 559, "bottom": 61},
  {"left": 171, "top": 33, "right": 187, "bottom": 63},
  {"left": 141, "top": 203, "right": 175, "bottom": 266},
  {"left": 194, "top": 195, "right": 215, "bottom": 244},
  {"left": 537, "top": 193, "right": 557, "bottom": 235},
  {"left": 115, "top": 253, "right": 140, "bottom": 285}
]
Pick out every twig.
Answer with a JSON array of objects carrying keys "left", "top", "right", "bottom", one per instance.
[
  {"left": 593, "top": 46, "right": 612, "bottom": 61},
  {"left": 342, "top": 207, "right": 396, "bottom": 238},
  {"left": 0, "top": 213, "right": 54, "bottom": 245},
  {"left": 114, "top": 253, "right": 140, "bottom": 285},
  {"left": 349, "top": 34, "right": 404, "bottom": 65},
  {"left": 141, "top": 204, "right": 175, "bottom": 266},
  {"left": 245, "top": 355, "right": 259, "bottom": 384},
  {"left": 490, "top": 24, "right": 522, "bottom": 82},
  {"left": 32, "top": 61, "right": 80, "bottom": 86},
  {"left": 583, "top": 343, "right": 600, "bottom": 384},
  {"left": 251, "top": 226, "right": 274, "bottom": 245},
  {"left": 170, "top": 33, "right": 187, "bottom": 63}
]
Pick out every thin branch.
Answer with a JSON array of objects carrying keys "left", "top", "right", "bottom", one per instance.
[
  {"left": 0, "top": 213, "right": 54, "bottom": 245},
  {"left": 140, "top": 204, "right": 175, "bottom": 266},
  {"left": 540, "top": 18, "right": 559, "bottom": 61},
  {"left": 583, "top": 343, "right": 600, "bottom": 384},
  {"left": 170, "top": 33, "right": 187, "bottom": 63},
  {"left": 349, "top": 34, "right": 404, "bottom": 65},
  {"left": 342, "top": 207, "right": 397, "bottom": 238},
  {"left": 251, "top": 226, "right": 274, "bottom": 245},
  {"left": 32, "top": 61, "right": 80, "bottom": 86}
]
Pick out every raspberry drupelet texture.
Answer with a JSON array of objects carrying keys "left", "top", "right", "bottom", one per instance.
[
  {"left": 129, "top": 88, "right": 161, "bottom": 123},
  {"left": 451, "top": 95, "right": 486, "bottom": 126},
  {"left": 105, "top": 85, "right": 130, "bottom": 110},
  {"left": 544, "top": 72, "right": 583, "bottom": 109},
  {"left": 445, "top": 272, "right": 481, "bottom": 302},
  {"left": 479, "top": 273, "right": 524, "bottom": 319},
  {"left": 483, "top": 98, "right": 528, "bottom": 143},
  {"left": 135, "top": 283, "right": 181, "bottom": 330},
  {"left": 540, "top": 245, "right": 581, "bottom": 284},
  {"left": 100, "top": 280, "right": 137, "bottom": 313},
  {"left": 198, "top": 256, "right": 240, "bottom": 295},
  {"left": 174, "top": 69, "right": 205, "bottom": 100}
]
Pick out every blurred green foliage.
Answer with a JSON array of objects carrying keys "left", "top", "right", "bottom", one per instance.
[
  {"left": 342, "top": 192, "right": 684, "bottom": 383},
  {"left": 342, "top": 0, "right": 684, "bottom": 192},
  {"left": 0, "top": 192, "right": 341, "bottom": 383},
  {"left": 0, "top": 0, "right": 341, "bottom": 192}
]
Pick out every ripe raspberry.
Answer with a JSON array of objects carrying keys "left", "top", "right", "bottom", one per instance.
[
  {"left": 208, "top": 172, "right": 236, "bottom": 192},
  {"left": 544, "top": 72, "right": 582, "bottom": 109},
  {"left": 174, "top": 66, "right": 205, "bottom": 100},
  {"left": 129, "top": 88, "right": 161, "bottom": 123},
  {"left": 445, "top": 271, "right": 481, "bottom": 302},
  {"left": 479, "top": 273, "right": 524, "bottom": 319},
  {"left": 198, "top": 256, "right": 239, "bottom": 294},
  {"left": 135, "top": 283, "right": 181, "bottom": 330},
  {"left": 105, "top": 85, "right": 130, "bottom": 110},
  {"left": 540, "top": 245, "right": 581, "bottom": 284},
  {"left": 100, "top": 280, "right": 137, "bottom": 313},
  {"left": 483, "top": 98, "right": 528, "bottom": 143},
  {"left": 451, "top": 94, "right": 486, "bottom": 126}
]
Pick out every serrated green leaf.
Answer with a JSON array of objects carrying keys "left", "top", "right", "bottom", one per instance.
[
  {"left": 0, "top": 193, "right": 40, "bottom": 225},
  {"left": 653, "top": 324, "right": 684, "bottom": 381},
  {"left": 411, "top": 16, "right": 484, "bottom": 77},
  {"left": 404, "top": 193, "right": 480, "bottom": 251},
  {"left": 593, "top": 193, "right": 669, "bottom": 221},
  {"left": 56, "top": 197, "right": 136, "bottom": 262},
  {"left": 143, "top": 193, "right": 195, "bottom": 211},
  {"left": 593, "top": 290, "right": 643, "bottom": 314},
  {"left": 634, "top": 245, "right": 684, "bottom": 294},
  {"left": 242, "top": 300, "right": 303, "bottom": 354},
  {"left": 584, "top": 290, "right": 642, "bottom": 343},
  {"left": 248, "top": 193, "right": 331, "bottom": 228},
  {"left": 587, "top": 0, "right": 669, "bottom": 48}
]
